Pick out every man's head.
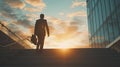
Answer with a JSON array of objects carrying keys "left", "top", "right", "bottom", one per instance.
[{"left": 40, "top": 14, "right": 44, "bottom": 19}]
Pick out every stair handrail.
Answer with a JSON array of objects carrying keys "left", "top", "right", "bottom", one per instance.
[
  {"left": 0, "top": 21, "right": 31, "bottom": 48},
  {"left": 0, "top": 36, "right": 31, "bottom": 47},
  {"left": 0, "top": 22, "right": 22, "bottom": 40}
]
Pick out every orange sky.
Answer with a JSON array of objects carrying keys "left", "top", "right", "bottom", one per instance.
[{"left": 0, "top": 0, "right": 89, "bottom": 49}]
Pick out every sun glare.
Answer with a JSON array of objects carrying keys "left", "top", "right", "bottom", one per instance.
[
  {"left": 60, "top": 48, "right": 69, "bottom": 52},
  {"left": 58, "top": 48, "right": 70, "bottom": 57}
]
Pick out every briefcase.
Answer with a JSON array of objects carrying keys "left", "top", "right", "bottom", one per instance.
[{"left": 31, "top": 34, "right": 37, "bottom": 45}]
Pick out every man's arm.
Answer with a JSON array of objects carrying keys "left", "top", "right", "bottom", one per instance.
[{"left": 45, "top": 20, "right": 49, "bottom": 37}]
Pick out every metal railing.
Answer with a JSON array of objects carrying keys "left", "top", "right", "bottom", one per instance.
[{"left": 0, "top": 21, "right": 31, "bottom": 48}]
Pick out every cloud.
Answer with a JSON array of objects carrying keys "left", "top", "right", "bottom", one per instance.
[
  {"left": 0, "top": 1, "right": 17, "bottom": 19},
  {"left": 0, "top": 0, "right": 46, "bottom": 30},
  {"left": 0, "top": 0, "right": 36, "bottom": 40},
  {"left": 24, "top": 0, "right": 46, "bottom": 12},
  {"left": 26, "top": 14, "right": 39, "bottom": 22},
  {"left": 0, "top": 0, "right": 89, "bottom": 48},
  {"left": 46, "top": 15, "right": 87, "bottom": 35},
  {"left": 0, "top": 0, "right": 34, "bottom": 29},
  {"left": 4, "top": 0, "right": 25, "bottom": 9},
  {"left": 47, "top": 16, "right": 64, "bottom": 24},
  {"left": 0, "top": 1, "right": 28, "bottom": 21},
  {"left": 25, "top": 0, "right": 46, "bottom": 9},
  {"left": 16, "top": 19, "right": 32, "bottom": 28},
  {"left": 54, "top": 25, "right": 79, "bottom": 41},
  {"left": 24, "top": 7, "right": 42, "bottom": 12},
  {"left": 44, "top": 16, "right": 89, "bottom": 48},
  {"left": 59, "top": 12, "right": 64, "bottom": 16},
  {"left": 26, "top": 0, "right": 45, "bottom": 7},
  {"left": 45, "top": 24, "right": 89, "bottom": 48},
  {"left": 67, "top": 11, "right": 87, "bottom": 18},
  {"left": 71, "top": 0, "right": 86, "bottom": 8},
  {"left": 46, "top": 16, "right": 68, "bottom": 34}
]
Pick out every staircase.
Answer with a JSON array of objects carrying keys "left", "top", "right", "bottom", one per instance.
[{"left": 0, "top": 48, "right": 120, "bottom": 67}]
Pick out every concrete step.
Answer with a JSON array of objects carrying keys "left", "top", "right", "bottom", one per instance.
[
  {"left": 0, "top": 48, "right": 120, "bottom": 67},
  {"left": 0, "top": 48, "right": 117, "bottom": 55}
]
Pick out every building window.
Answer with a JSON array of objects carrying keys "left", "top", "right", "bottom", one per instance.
[
  {"left": 115, "top": 0, "right": 120, "bottom": 8},
  {"left": 110, "top": 0, "right": 115, "bottom": 13},
  {"left": 99, "top": 27, "right": 105, "bottom": 47},
  {"left": 116, "top": 8, "right": 120, "bottom": 35},
  {"left": 105, "top": 0, "right": 111, "bottom": 19},
  {"left": 101, "top": 0, "right": 106, "bottom": 22},
  {"left": 108, "top": 19, "right": 114, "bottom": 43},
  {"left": 103, "top": 23, "right": 110, "bottom": 46},
  {"left": 95, "top": 6, "right": 99, "bottom": 32},
  {"left": 99, "top": 1, "right": 103, "bottom": 26},
  {"left": 112, "top": 13, "right": 119, "bottom": 38}
]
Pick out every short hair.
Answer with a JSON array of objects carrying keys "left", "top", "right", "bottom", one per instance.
[{"left": 40, "top": 14, "right": 44, "bottom": 19}]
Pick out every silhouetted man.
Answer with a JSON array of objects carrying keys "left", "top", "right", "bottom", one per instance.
[{"left": 34, "top": 14, "right": 49, "bottom": 51}]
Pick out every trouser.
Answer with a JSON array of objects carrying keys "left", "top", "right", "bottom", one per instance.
[{"left": 36, "top": 35, "right": 45, "bottom": 50}]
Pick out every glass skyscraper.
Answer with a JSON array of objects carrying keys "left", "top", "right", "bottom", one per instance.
[{"left": 86, "top": 0, "right": 120, "bottom": 49}]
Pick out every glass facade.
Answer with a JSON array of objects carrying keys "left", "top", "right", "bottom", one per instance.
[{"left": 87, "top": 0, "right": 120, "bottom": 48}]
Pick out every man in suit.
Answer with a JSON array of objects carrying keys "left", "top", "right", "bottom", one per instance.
[{"left": 34, "top": 14, "right": 49, "bottom": 51}]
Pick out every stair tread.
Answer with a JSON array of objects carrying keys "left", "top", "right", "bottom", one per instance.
[{"left": 0, "top": 48, "right": 120, "bottom": 67}]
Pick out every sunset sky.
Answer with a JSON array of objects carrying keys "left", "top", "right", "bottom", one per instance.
[{"left": 0, "top": 0, "right": 89, "bottom": 49}]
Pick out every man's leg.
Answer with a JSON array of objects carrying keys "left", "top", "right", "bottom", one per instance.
[
  {"left": 36, "top": 44, "right": 40, "bottom": 51},
  {"left": 36, "top": 37, "right": 40, "bottom": 51},
  {"left": 40, "top": 36, "right": 45, "bottom": 50}
]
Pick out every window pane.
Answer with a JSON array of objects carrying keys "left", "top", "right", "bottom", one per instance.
[
  {"left": 108, "top": 19, "right": 114, "bottom": 43},
  {"left": 103, "top": 23, "right": 109, "bottom": 46},
  {"left": 112, "top": 13, "right": 119, "bottom": 38}
]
